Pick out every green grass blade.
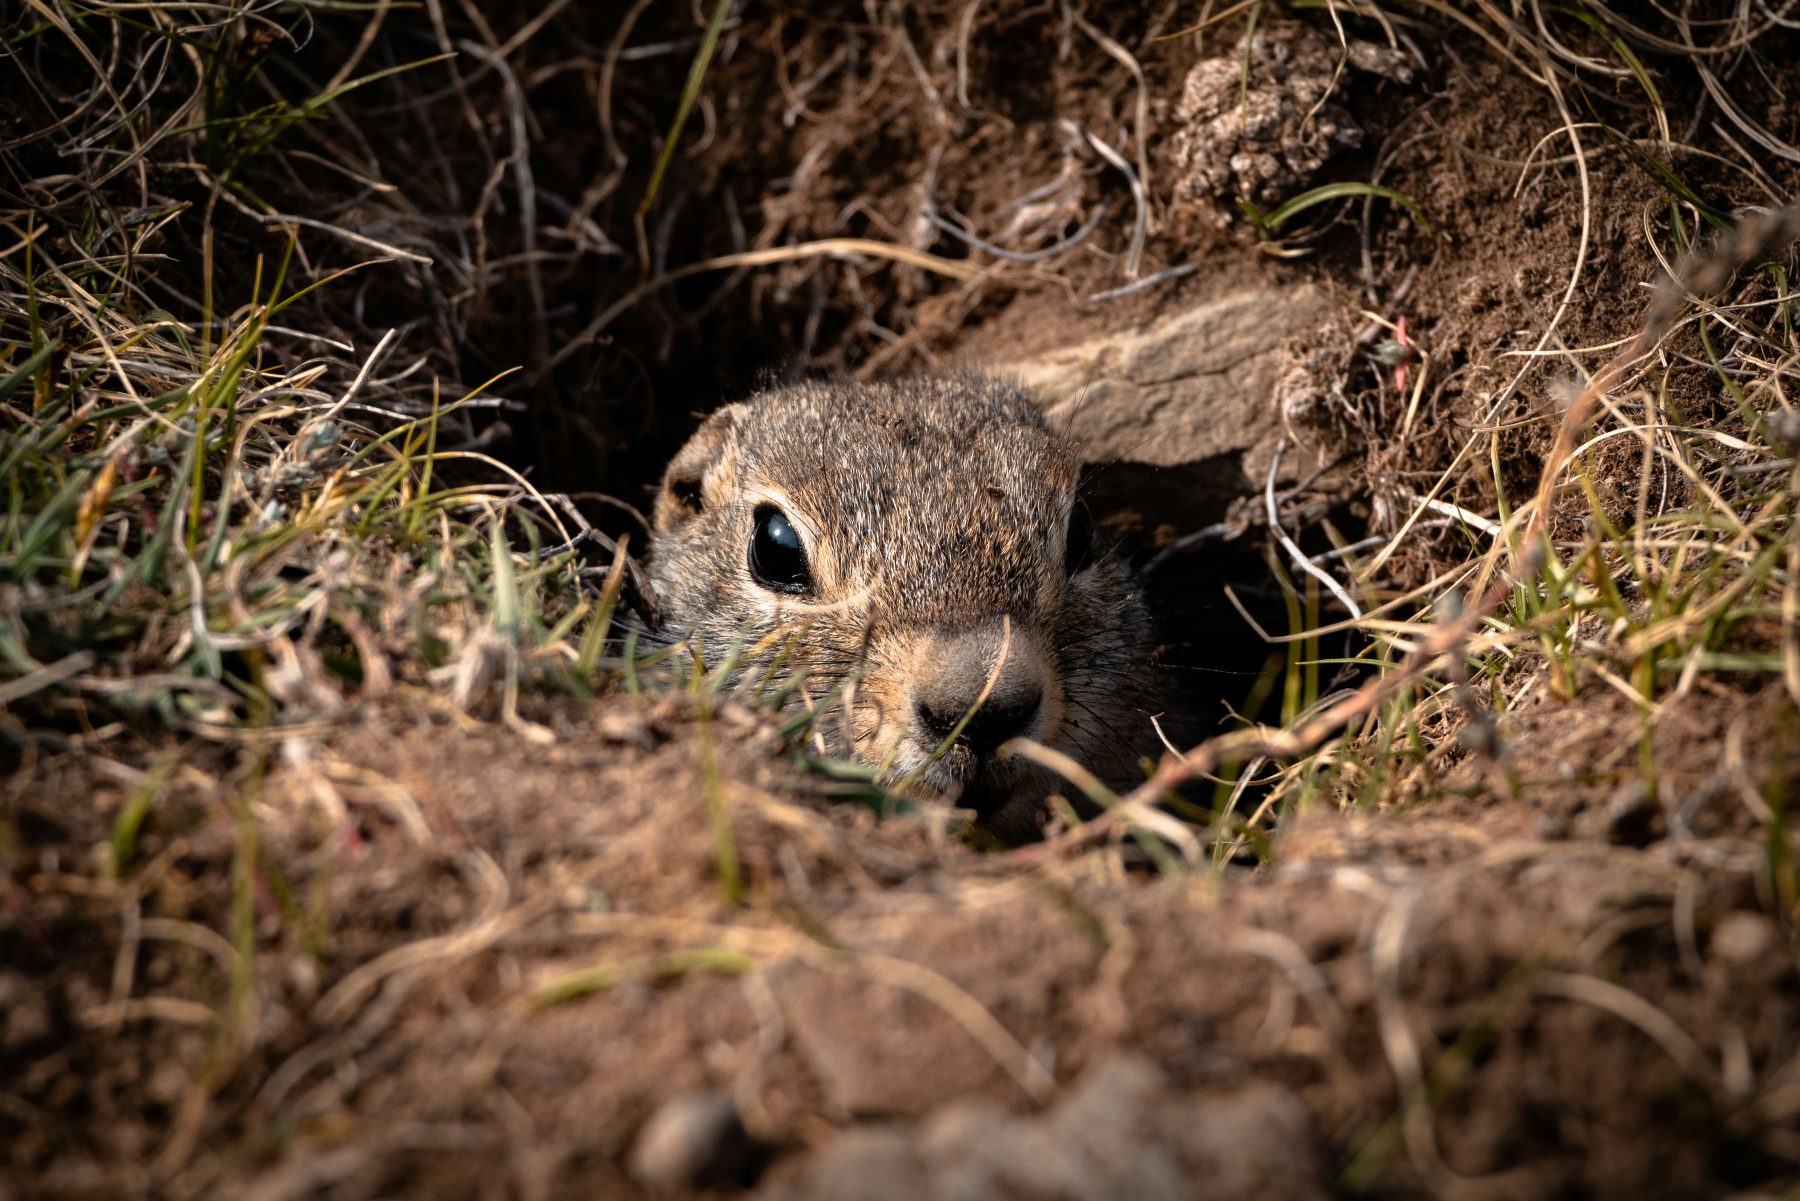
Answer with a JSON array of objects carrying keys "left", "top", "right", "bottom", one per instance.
[
  {"left": 0, "top": 340, "right": 58, "bottom": 407},
  {"left": 639, "top": 0, "right": 734, "bottom": 214},
  {"left": 1258, "top": 182, "right": 1432, "bottom": 235}
]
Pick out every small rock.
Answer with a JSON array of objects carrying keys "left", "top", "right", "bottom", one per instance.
[
  {"left": 628, "top": 1090, "right": 760, "bottom": 1192},
  {"left": 1346, "top": 41, "right": 1415, "bottom": 82},
  {"left": 1002, "top": 286, "right": 1332, "bottom": 486},
  {"left": 1710, "top": 911, "right": 1778, "bottom": 964},
  {"left": 595, "top": 706, "right": 659, "bottom": 748},
  {"left": 1763, "top": 408, "right": 1800, "bottom": 452},
  {"left": 762, "top": 1055, "right": 1328, "bottom": 1201}
]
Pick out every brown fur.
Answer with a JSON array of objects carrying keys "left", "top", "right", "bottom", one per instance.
[{"left": 649, "top": 375, "right": 1162, "bottom": 838}]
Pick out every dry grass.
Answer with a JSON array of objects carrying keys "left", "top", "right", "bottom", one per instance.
[
  {"left": 0, "top": 2, "right": 704, "bottom": 752},
  {"left": 1049, "top": 201, "right": 1800, "bottom": 877},
  {"left": 1007, "top": 0, "right": 1800, "bottom": 880}
]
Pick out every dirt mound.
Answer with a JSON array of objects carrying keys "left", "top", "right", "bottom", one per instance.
[{"left": 8, "top": 685, "right": 1796, "bottom": 1198}]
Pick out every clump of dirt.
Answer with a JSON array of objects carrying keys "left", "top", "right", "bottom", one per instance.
[
  {"left": 763, "top": 1056, "right": 1329, "bottom": 1201},
  {"left": 1166, "top": 21, "right": 1403, "bottom": 230}
]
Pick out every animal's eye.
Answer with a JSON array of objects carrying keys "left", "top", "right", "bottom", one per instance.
[
  {"left": 1064, "top": 501, "right": 1094, "bottom": 576},
  {"left": 748, "top": 504, "right": 811, "bottom": 593}
]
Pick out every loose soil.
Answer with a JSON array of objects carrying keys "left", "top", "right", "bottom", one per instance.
[{"left": 10, "top": 683, "right": 1796, "bottom": 1199}]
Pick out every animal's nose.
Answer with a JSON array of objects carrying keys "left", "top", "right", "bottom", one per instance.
[{"left": 913, "top": 622, "right": 1047, "bottom": 756}]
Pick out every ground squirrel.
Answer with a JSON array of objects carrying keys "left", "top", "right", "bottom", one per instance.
[{"left": 649, "top": 376, "right": 1162, "bottom": 838}]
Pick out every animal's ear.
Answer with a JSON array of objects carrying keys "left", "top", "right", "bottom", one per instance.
[{"left": 654, "top": 403, "right": 750, "bottom": 533}]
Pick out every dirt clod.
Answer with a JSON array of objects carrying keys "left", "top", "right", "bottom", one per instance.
[
  {"left": 1168, "top": 24, "right": 1372, "bottom": 228},
  {"left": 629, "top": 1091, "right": 762, "bottom": 1192},
  {"left": 764, "top": 1056, "right": 1327, "bottom": 1201}
]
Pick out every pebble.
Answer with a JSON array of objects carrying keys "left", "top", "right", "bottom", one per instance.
[{"left": 628, "top": 1090, "right": 759, "bottom": 1192}]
